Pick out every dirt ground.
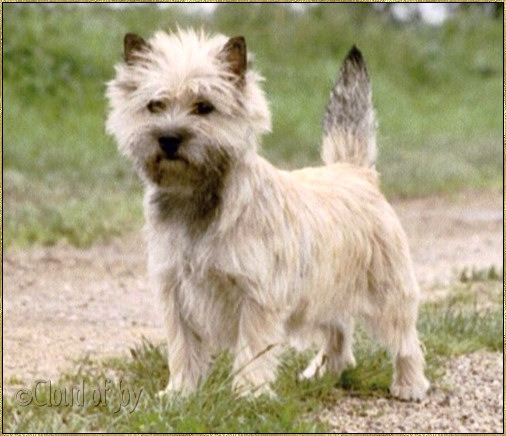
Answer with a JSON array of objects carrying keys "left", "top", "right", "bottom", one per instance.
[{"left": 2, "top": 188, "right": 503, "bottom": 431}]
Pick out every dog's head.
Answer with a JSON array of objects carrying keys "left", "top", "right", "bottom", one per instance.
[{"left": 106, "top": 29, "right": 271, "bottom": 191}]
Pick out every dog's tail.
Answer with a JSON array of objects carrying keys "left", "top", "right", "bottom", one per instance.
[{"left": 321, "top": 46, "right": 377, "bottom": 168}]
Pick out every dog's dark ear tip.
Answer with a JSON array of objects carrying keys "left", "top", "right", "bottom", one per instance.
[
  {"left": 124, "top": 33, "right": 137, "bottom": 42},
  {"left": 221, "top": 36, "right": 247, "bottom": 84},
  {"left": 230, "top": 36, "right": 246, "bottom": 45},
  {"left": 124, "top": 33, "right": 148, "bottom": 63},
  {"left": 124, "top": 33, "right": 144, "bottom": 47}
]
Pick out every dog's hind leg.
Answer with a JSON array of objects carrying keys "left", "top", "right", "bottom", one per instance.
[
  {"left": 389, "top": 324, "right": 430, "bottom": 401},
  {"left": 325, "top": 321, "right": 356, "bottom": 376},
  {"left": 365, "top": 295, "right": 430, "bottom": 401},
  {"left": 300, "top": 321, "right": 356, "bottom": 380}
]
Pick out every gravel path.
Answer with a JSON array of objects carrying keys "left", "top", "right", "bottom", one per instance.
[
  {"left": 322, "top": 352, "right": 503, "bottom": 433},
  {"left": 2, "top": 188, "right": 503, "bottom": 431}
]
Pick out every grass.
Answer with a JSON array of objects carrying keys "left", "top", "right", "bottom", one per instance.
[
  {"left": 3, "top": 3, "right": 503, "bottom": 249},
  {"left": 3, "top": 278, "right": 502, "bottom": 433},
  {"left": 459, "top": 265, "right": 503, "bottom": 283}
]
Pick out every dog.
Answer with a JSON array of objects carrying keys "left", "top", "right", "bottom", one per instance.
[{"left": 106, "top": 29, "right": 430, "bottom": 401}]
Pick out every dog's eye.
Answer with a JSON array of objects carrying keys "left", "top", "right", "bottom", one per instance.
[
  {"left": 192, "top": 101, "right": 215, "bottom": 116},
  {"left": 147, "top": 100, "right": 166, "bottom": 113}
]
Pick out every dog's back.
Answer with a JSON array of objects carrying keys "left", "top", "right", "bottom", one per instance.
[{"left": 321, "top": 46, "right": 377, "bottom": 168}]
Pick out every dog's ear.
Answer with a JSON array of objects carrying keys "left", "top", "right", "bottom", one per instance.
[
  {"left": 221, "top": 36, "right": 247, "bottom": 85},
  {"left": 124, "top": 33, "right": 149, "bottom": 64}
]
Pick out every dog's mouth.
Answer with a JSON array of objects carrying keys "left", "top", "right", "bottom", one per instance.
[
  {"left": 155, "top": 152, "right": 189, "bottom": 166},
  {"left": 145, "top": 151, "right": 196, "bottom": 187}
]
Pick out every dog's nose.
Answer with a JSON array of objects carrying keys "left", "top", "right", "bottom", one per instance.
[{"left": 158, "top": 135, "right": 183, "bottom": 159}]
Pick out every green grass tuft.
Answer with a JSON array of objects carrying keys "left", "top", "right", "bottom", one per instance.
[
  {"left": 420, "top": 305, "right": 503, "bottom": 355},
  {"left": 458, "top": 265, "right": 503, "bottom": 283}
]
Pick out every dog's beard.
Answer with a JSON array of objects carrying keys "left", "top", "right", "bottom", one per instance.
[
  {"left": 141, "top": 134, "right": 234, "bottom": 229},
  {"left": 144, "top": 150, "right": 201, "bottom": 190}
]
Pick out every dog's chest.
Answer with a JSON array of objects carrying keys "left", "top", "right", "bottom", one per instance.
[
  {"left": 178, "top": 261, "right": 242, "bottom": 348},
  {"left": 156, "top": 229, "right": 242, "bottom": 347}
]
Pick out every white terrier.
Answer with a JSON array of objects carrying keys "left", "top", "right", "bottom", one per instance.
[{"left": 106, "top": 29, "right": 429, "bottom": 401}]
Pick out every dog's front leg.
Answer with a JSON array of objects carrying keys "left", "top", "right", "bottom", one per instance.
[
  {"left": 232, "top": 298, "right": 284, "bottom": 396},
  {"left": 158, "top": 282, "right": 209, "bottom": 397}
]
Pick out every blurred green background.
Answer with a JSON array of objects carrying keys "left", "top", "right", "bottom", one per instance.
[{"left": 3, "top": 3, "right": 503, "bottom": 248}]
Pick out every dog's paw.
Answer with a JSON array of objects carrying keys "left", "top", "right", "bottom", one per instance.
[
  {"left": 299, "top": 361, "right": 325, "bottom": 380},
  {"left": 300, "top": 352, "right": 356, "bottom": 380},
  {"left": 390, "top": 377, "right": 430, "bottom": 402},
  {"left": 299, "top": 351, "right": 327, "bottom": 380}
]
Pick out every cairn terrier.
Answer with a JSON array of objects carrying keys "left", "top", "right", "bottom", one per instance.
[{"left": 106, "top": 29, "right": 429, "bottom": 401}]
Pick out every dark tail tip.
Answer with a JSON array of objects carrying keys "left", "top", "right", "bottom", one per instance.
[{"left": 344, "top": 45, "right": 364, "bottom": 65}]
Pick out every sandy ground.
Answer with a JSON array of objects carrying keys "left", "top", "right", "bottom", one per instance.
[{"left": 2, "top": 188, "right": 503, "bottom": 431}]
